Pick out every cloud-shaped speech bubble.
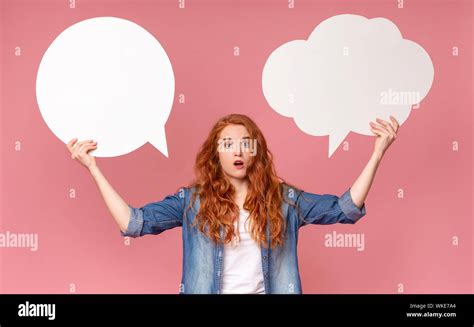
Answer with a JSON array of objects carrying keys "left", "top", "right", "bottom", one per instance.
[
  {"left": 262, "top": 14, "right": 434, "bottom": 157},
  {"left": 36, "top": 16, "right": 174, "bottom": 157}
]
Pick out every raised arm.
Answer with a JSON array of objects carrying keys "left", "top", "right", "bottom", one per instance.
[
  {"left": 89, "top": 165, "right": 131, "bottom": 233},
  {"left": 351, "top": 116, "right": 400, "bottom": 207},
  {"left": 67, "top": 138, "right": 186, "bottom": 238},
  {"left": 66, "top": 138, "right": 131, "bottom": 233}
]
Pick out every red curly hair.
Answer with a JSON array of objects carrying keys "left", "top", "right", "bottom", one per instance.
[{"left": 184, "top": 114, "right": 300, "bottom": 249}]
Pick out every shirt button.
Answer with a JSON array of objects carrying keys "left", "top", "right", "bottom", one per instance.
[{"left": 263, "top": 255, "right": 267, "bottom": 260}]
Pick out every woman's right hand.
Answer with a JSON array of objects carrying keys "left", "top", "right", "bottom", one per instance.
[{"left": 66, "top": 138, "right": 98, "bottom": 170}]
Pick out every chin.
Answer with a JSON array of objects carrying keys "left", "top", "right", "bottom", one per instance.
[{"left": 227, "top": 171, "right": 247, "bottom": 180}]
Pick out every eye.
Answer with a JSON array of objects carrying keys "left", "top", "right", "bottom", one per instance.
[
  {"left": 224, "top": 141, "right": 233, "bottom": 149},
  {"left": 242, "top": 140, "right": 250, "bottom": 148}
]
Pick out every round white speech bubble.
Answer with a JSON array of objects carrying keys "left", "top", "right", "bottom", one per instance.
[{"left": 36, "top": 16, "right": 174, "bottom": 157}]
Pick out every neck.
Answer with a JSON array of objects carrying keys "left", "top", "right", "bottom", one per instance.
[
  {"left": 228, "top": 177, "right": 248, "bottom": 209},
  {"left": 229, "top": 177, "right": 248, "bottom": 194}
]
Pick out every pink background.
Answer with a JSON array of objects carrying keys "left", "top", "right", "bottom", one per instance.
[{"left": 1, "top": 0, "right": 472, "bottom": 293}]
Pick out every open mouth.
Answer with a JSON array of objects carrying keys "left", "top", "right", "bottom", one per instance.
[{"left": 233, "top": 160, "right": 244, "bottom": 168}]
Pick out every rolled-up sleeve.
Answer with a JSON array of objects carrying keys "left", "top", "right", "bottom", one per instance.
[
  {"left": 296, "top": 187, "right": 366, "bottom": 228},
  {"left": 120, "top": 188, "right": 186, "bottom": 238},
  {"left": 337, "top": 187, "right": 366, "bottom": 222}
]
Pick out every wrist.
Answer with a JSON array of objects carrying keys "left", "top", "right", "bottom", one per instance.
[
  {"left": 88, "top": 165, "right": 100, "bottom": 176},
  {"left": 372, "top": 150, "right": 384, "bottom": 162}
]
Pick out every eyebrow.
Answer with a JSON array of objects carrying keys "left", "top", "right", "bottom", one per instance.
[{"left": 221, "top": 136, "right": 251, "bottom": 141}]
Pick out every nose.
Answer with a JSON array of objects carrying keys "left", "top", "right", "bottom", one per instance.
[{"left": 234, "top": 145, "right": 243, "bottom": 156}]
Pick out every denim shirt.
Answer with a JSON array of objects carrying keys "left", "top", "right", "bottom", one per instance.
[{"left": 120, "top": 184, "right": 367, "bottom": 294}]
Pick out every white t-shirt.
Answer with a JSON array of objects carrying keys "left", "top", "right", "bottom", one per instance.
[{"left": 221, "top": 209, "right": 266, "bottom": 294}]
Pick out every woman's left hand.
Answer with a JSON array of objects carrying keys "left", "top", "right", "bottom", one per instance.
[{"left": 369, "top": 116, "right": 399, "bottom": 158}]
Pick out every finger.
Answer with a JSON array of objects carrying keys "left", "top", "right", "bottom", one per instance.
[
  {"left": 83, "top": 144, "right": 97, "bottom": 153},
  {"left": 78, "top": 143, "right": 92, "bottom": 153},
  {"left": 74, "top": 140, "right": 94, "bottom": 151},
  {"left": 375, "top": 118, "right": 396, "bottom": 135},
  {"left": 67, "top": 138, "right": 78, "bottom": 147},
  {"left": 75, "top": 139, "right": 94, "bottom": 146},
  {"left": 389, "top": 115, "right": 399, "bottom": 133},
  {"left": 381, "top": 119, "right": 397, "bottom": 135},
  {"left": 80, "top": 141, "right": 98, "bottom": 153},
  {"left": 76, "top": 144, "right": 85, "bottom": 154},
  {"left": 370, "top": 122, "right": 389, "bottom": 134},
  {"left": 370, "top": 128, "right": 382, "bottom": 136},
  {"left": 66, "top": 138, "right": 78, "bottom": 153}
]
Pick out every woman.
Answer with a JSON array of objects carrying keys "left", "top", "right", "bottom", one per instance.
[{"left": 66, "top": 114, "right": 399, "bottom": 294}]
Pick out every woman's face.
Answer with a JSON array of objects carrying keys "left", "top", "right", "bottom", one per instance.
[{"left": 217, "top": 124, "right": 254, "bottom": 181}]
